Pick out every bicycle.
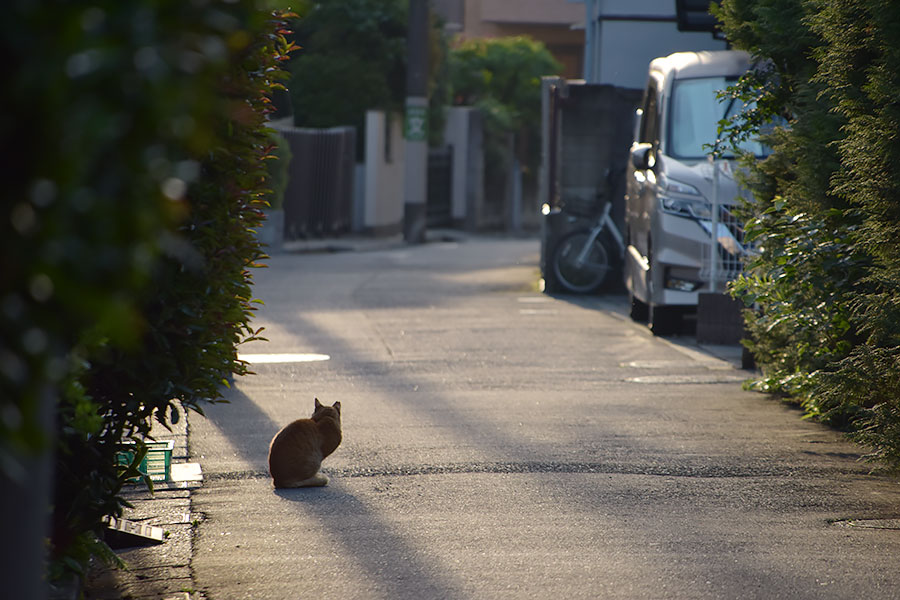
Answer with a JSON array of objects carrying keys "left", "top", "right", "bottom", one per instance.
[{"left": 550, "top": 194, "right": 626, "bottom": 294}]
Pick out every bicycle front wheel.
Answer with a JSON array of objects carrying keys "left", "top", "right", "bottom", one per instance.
[{"left": 551, "top": 230, "right": 612, "bottom": 294}]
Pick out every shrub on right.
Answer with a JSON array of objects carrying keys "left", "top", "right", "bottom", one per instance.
[{"left": 716, "top": 0, "right": 900, "bottom": 469}]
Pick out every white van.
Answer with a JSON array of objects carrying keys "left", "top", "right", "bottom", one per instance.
[{"left": 624, "top": 50, "right": 766, "bottom": 335}]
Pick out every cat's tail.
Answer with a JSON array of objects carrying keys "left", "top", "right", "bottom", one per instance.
[{"left": 273, "top": 472, "right": 329, "bottom": 488}]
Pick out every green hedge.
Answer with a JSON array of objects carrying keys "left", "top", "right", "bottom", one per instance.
[
  {"left": 716, "top": 0, "right": 900, "bottom": 468},
  {"left": 2, "top": 0, "right": 295, "bottom": 580}
]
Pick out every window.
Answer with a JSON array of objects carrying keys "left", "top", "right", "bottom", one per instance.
[{"left": 668, "top": 76, "right": 769, "bottom": 160}]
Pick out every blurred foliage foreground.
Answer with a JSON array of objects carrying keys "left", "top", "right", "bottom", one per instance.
[{"left": 1, "top": 0, "right": 295, "bottom": 581}]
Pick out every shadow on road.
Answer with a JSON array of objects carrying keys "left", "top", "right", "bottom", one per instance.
[
  {"left": 192, "top": 248, "right": 894, "bottom": 598},
  {"left": 271, "top": 484, "right": 463, "bottom": 597},
  {"left": 199, "top": 381, "right": 469, "bottom": 598}
]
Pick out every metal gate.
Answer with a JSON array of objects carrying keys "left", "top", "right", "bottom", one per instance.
[{"left": 280, "top": 126, "right": 356, "bottom": 239}]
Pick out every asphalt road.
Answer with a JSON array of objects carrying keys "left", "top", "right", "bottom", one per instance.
[{"left": 189, "top": 236, "right": 900, "bottom": 600}]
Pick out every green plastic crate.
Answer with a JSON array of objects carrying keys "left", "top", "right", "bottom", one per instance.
[{"left": 117, "top": 440, "right": 174, "bottom": 482}]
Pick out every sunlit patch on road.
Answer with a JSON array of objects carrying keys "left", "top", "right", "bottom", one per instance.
[
  {"left": 830, "top": 518, "right": 900, "bottom": 531},
  {"left": 625, "top": 373, "right": 749, "bottom": 384},
  {"left": 622, "top": 360, "right": 692, "bottom": 369},
  {"left": 237, "top": 353, "right": 331, "bottom": 363}
]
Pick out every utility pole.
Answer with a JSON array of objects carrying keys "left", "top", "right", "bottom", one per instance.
[{"left": 403, "top": 0, "right": 429, "bottom": 243}]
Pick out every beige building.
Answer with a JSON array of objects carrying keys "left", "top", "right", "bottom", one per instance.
[{"left": 433, "top": 0, "right": 586, "bottom": 79}]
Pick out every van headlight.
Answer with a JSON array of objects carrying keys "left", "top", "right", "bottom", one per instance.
[
  {"left": 660, "top": 195, "right": 711, "bottom": 219},
  {"left": 659, "top": 175, "right": 701, "bottom": 196},
  {"left": 658, "top": 175, "right": 711, "bottom": 219}
]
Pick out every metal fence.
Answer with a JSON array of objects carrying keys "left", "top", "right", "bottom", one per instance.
[
  {"left": 280, "top": 126, "right": 356, "bottom": 240},
  {"left": 699, "top": 159, "right": 753, "bottom": 286},
  {"left": 699, "top": 202, "right": 748, "bottom": 286}
]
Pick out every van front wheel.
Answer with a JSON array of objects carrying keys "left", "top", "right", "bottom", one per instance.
[{"left": 629, "top": 293, "right": 649, "bottom": 322}]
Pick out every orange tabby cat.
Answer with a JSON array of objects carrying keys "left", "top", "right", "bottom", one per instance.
[{"left": 267, "top": 398, "right": 342, "bottom": 488}]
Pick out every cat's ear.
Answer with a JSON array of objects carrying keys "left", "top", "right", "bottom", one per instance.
[
  {"left": 332, "top": 401, "right": 341, "bottom": 413},
  {"left": 314, "top": 398, "right": 323, "bottom": 409}
]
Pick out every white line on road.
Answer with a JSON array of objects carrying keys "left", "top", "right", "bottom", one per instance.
[{"left": 519, "top": 309, "right": 558, "bottom": 315}]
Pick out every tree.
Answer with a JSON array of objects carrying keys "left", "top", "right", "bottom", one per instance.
[
  {"left": 283, "top": 0, "right": 448, "bottom": 154},
  {"left": 808, "top": 0, "right": 900, "bottom": 466},
  {"left": 716, "top": 0, "right": 900, "bottom": 468},
  {"left": 448, "top": 36, "right": 561, "bottom": 174},
  {"left": 287, "top": 0, "right": 407, "bottom": 136}
]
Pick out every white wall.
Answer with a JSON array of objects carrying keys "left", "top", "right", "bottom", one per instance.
[
  {"left": 585, "top": 0, "right": 727, "bottom": 89},
  {"left": 442, "top": 106, "right": 484, "bottom": 230},
  {"left": 444, "top": 107, "right": 470, "bottom": 223},
  {"left": 363, "top": 110, "right": 405, "bottom": 235},
  {"left": 598, "top": 22, "right": 725, "bottom": 89}
]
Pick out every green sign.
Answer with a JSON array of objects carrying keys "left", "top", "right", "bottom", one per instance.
[{"left": 404, "top": 105, "right": 428, "bottom": 142}]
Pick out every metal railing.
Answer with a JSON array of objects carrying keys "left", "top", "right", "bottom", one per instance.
[
  {"left": 699, "top": 159, "right": 749, "bottom": 286},
  {"left": 279, "top": 126, "right": 356, "bottom": 240}
]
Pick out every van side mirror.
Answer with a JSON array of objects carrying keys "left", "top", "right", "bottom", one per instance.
[{"left": 631, "top": 143, "right": 655, "bottom": 170}]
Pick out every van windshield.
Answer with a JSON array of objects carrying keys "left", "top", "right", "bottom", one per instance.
[{"left": 668, "top": 76, "right": 769, "bottom": 160}]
